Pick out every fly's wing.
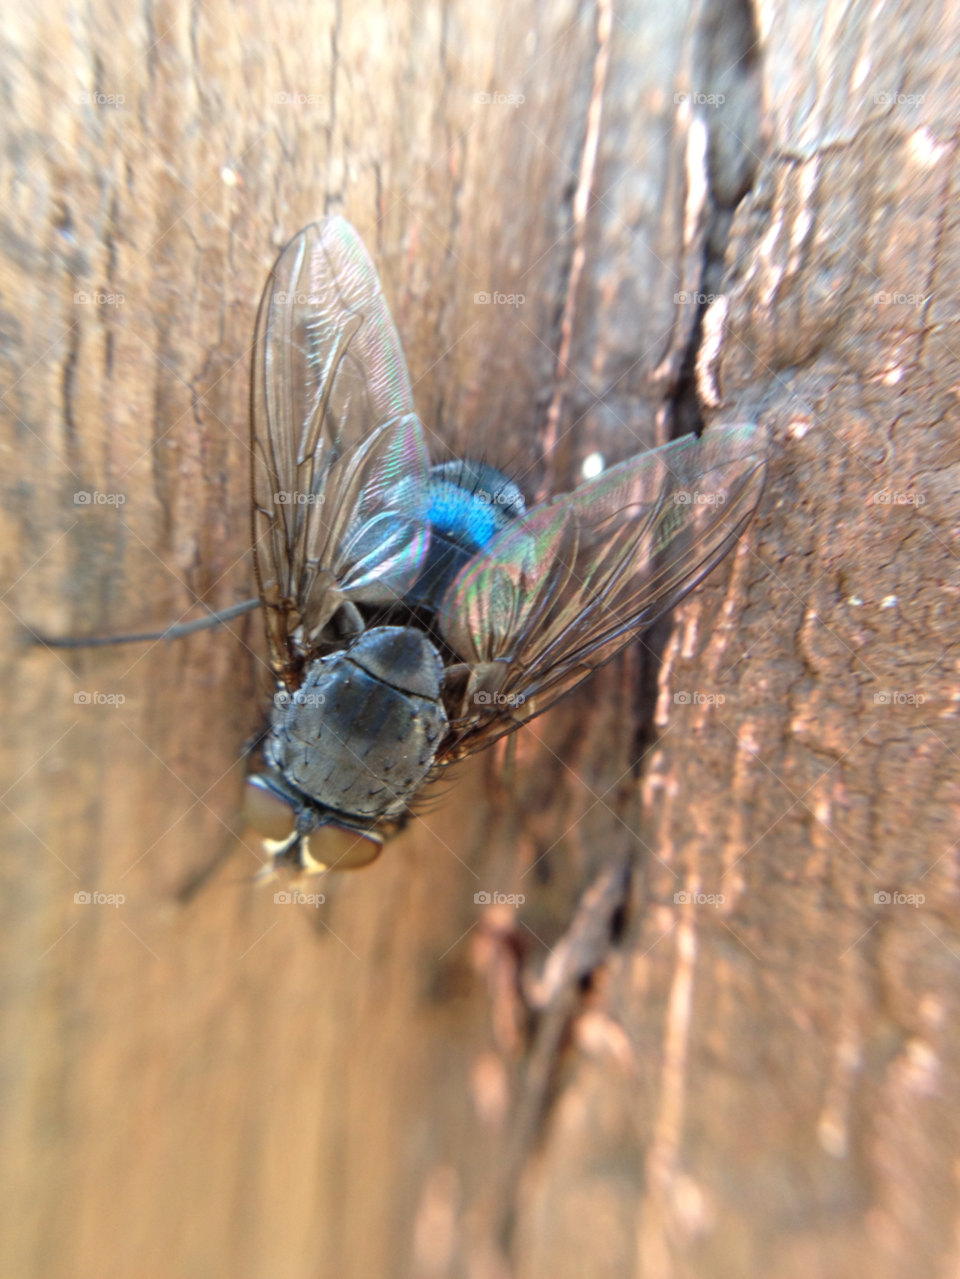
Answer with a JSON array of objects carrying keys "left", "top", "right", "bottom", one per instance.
[
  {"left": 250, "top": 218, "right": 430, "bottom": 683},
  {"left": 435, "top": 423, "right": 766, "bottom": 761}
]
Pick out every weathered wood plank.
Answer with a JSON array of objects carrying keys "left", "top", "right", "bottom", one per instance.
[{"left": 2, "top": 0, "right": 958, "bottom": 1277}]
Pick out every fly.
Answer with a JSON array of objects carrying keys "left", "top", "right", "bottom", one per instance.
[{"left": 38, "top": 218, "right": 766, "bottom": 876}]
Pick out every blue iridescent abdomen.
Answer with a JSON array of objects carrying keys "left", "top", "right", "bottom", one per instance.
[{"left": 406, "top": 460, "right": 526, "bottom": 608}]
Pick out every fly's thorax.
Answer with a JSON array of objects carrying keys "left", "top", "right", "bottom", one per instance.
[
  {"left": 346, "top": 625, "right": 444, "bottom": 697},
  {"left": 265, "top": 626, "right": 448, "bottom": 821}
]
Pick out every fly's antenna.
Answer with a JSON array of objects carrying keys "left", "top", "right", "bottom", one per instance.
[{"left": 28, "top": 597, "right": 261, "bottom": 648}]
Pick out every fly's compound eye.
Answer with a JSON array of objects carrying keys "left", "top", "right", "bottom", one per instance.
[
  {"left": 310, "top": 823, "right": 383, "bottom": 870},
  {"left": 242, "top": 776, "right": 297, "bottom": 840}
]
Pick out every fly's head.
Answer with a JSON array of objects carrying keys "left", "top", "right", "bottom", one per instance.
[{"left": 242, "top": 772, "right": 388, "bottom": 875}]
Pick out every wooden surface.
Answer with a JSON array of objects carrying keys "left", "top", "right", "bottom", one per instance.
[{"left": 2, "top": 0, "right": 959, "bottom": 1276}]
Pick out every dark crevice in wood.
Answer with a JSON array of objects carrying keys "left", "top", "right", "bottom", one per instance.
[
  {"left": 669, "top": 0, "right": 762, "bottom": 444},
  {"left": 629, "top": 0, "right": 764, "bottom": 847},
  {"left": 496, "top": 10, "right": 766, "bottom": 1265},
  {"left": 61, "top": 321, "right": 80, "bottom": 452}
]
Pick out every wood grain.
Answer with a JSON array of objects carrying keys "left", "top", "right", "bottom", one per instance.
[{"left": 2, "top": 1, "right": 958, "bottom": 1277}]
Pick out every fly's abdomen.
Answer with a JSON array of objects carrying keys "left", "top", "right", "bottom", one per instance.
[
  {"left": 265, "top": 627, "right": 448, "bottom": 820},
  {"left": 401, "top": 461, "right": 526, "bottom": 608}
]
